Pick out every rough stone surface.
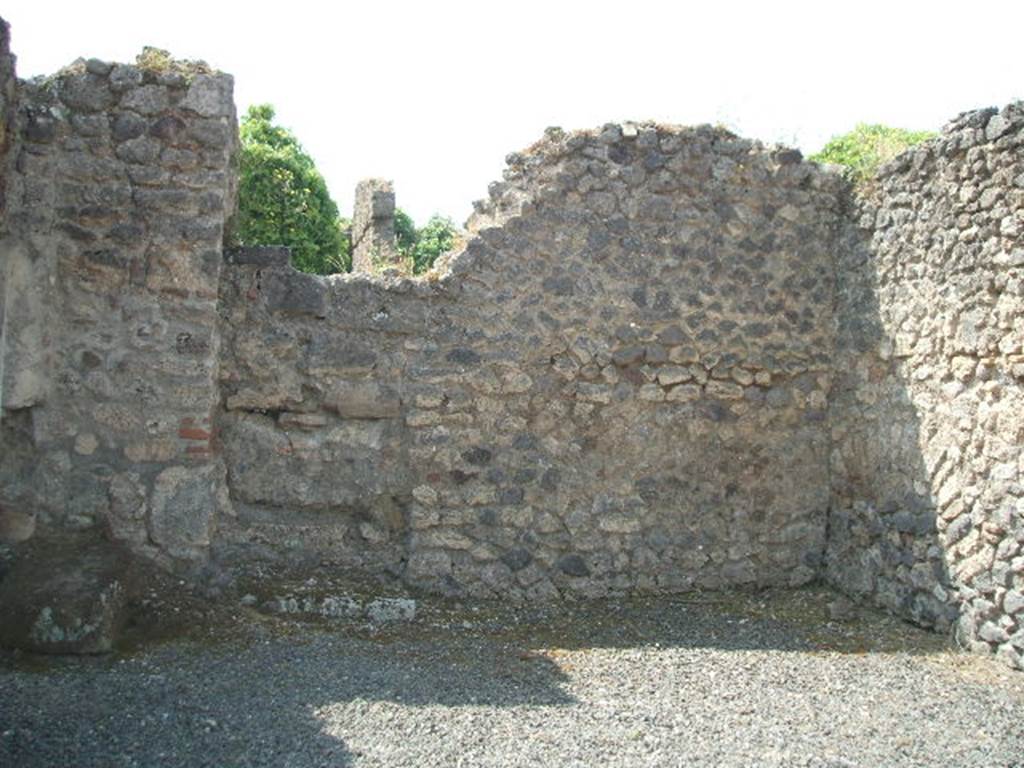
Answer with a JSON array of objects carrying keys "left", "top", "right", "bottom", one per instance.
[
  {"left": 0, "top": 19, "right": 1021, "bottom": 670},
  {"left": 827, "top": 103, "right": 1024, "bottom": 669},
  {"left": 0, "top": 37, "right": 237, "bottom": 574},
  {"left": 217, "top": 122, "right": 843, "bottom": 603},
  {"left": 0, "top": 18, "right": 18, "bottom": 425}
]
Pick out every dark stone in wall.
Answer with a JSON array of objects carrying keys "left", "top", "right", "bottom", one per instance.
[
  {"left": 262, "top": 269, "right": 327, "bottom": 317},
  {"left": 557, "top": 554, "right": 591, "bottom": 577},
  {"left": 224, "top": 245, "right": 291, "bottom": 268}
]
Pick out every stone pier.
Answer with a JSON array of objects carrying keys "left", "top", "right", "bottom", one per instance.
[{"left": 350, "top": 178, "right": 399, "bottom": 273}]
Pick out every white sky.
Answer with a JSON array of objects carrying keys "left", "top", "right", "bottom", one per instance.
[{"left": 5, "top": 1, "right": 1023, "bottom": 224}]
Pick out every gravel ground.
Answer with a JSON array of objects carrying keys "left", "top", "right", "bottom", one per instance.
[{"left": 1, "top": 586, "right": 1022, "bottom": 767}]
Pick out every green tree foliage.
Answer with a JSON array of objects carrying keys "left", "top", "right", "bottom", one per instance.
[
  {"left": 402, "top": 214, "right": 460, "bottom": 274},
  {"left": 388, "top": 209, "right": 460, "bottom": 275},
  {"left": 236, "top": 104, "right": 459, "bottom": 275},
  {"left": 810, "top": 123, "right": 936, "bottom": 183},
  {"left": 236, "top": 104, "right": 350, "bottom": 274},
  {"left": 394, "top": 208, "right": 418, "bottom": 262}
]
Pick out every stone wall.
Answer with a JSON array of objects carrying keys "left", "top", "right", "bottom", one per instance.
[
  {"left": 0, "top": 19, "right": 15, "bottom": 224},
  {"left": 0, "top": 19, "right": 17, "bottom": 423},
  {"left": 827, "top": 104, "right": 1024, "bottom": 669},
  {"left": 0, "top": 44, "right": 238, "bottom": 567},
  {"left": 216, "top": 124, "right": 844, "bottom": 598},
  {"left": 1, "top": 23, "right": 1021, "bottom": 669}
]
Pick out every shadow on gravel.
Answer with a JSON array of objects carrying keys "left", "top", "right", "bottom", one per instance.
[
  {"left": 0, "top": 622, "right": 574, "bottom": 767},
  {"left": 0, "top": 584, "right": 964, "bottom": 768}
]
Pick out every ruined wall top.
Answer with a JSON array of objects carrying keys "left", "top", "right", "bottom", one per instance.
[
  {"left": 461, "top": 121, "right": 844, "bottom": 236},
  {"left": 875, "top": 101, "right": 1024, "bottom": 180}
]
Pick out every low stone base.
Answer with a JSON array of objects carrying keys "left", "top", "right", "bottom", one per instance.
[{"left": 0, "top": 534, "right": 134, "bottom": 654}]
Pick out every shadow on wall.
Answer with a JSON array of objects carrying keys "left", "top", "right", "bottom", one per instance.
[
  {"left": 826, "top": 196, "right": 957, "bottom": 633},
  {"left": 827, "top": 104, "right": 1024, "bottom": 670}
]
